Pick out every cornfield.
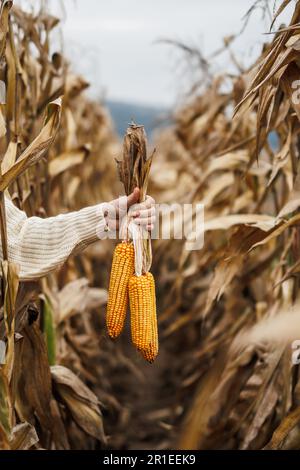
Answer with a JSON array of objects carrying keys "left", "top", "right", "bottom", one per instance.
[{"left": 1, "top": 0, "right": 300, "bottom": 451}]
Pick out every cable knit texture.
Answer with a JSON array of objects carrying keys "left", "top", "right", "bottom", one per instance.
[{"left": 3, "top": 197, "right": 107, "bottom": 280}]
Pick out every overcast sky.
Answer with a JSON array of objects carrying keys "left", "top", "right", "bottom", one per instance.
[{"left": 20, "top": 0, "right": 295, "bottom": 107}]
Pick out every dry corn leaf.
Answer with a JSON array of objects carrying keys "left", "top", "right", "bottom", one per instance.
[
  {"left": 57, "top": 278, "right": 107, "bottom": 324},
  {"left": 0, "top": 98, "right": 62, "bottom": 191},
  {"left": 51, "top": 365, "right": 106, "bottom": 444},
  {"left": 9, "top": 422, "right": 39, "bottom": 450},
  {"left": 0, "top": 0, "right": 12, "bottom": 60},
  {"left": 49, "top": 145, "right": 91, "bottom": 178},
  {"left": 265, "top": 406, "right": 300, "bottom": 449}
]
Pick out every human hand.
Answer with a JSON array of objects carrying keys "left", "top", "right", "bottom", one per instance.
[{"left": 102, "top": 187, "right": 156, "bottom": 232}]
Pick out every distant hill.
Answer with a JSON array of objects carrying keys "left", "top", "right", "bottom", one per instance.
[{"left": 105, "top": 99, "right": 171, "bottom": 139}]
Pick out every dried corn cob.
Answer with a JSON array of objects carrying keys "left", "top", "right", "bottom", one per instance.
[
  {"left": 106, "top": 241, "right": 135, "bottom": 338},
  {"left": 140, "top": 272, "right": 158, "bottom": 363},
  {"left": 129, "top": 272, "right": 158, "bottom": 363}
]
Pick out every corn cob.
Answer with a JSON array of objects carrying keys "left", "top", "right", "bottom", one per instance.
[
  {"left": 140, "top": 272, "right": 158, "bottom": 363},
  {"left": 106, "top": 241, "right": 135, "bottom": 338},
  {"left": 129, "top": 272, "right": 158, "bottom": 363}
]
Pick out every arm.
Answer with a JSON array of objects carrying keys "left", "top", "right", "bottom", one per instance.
[
  {"left": 4, "top": 196, "right": 108, "bottom": 280},
  {"left": 2, "top": 188, "right": 156, "bottom": 281}
]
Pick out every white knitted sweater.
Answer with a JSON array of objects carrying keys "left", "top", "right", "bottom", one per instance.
[{"left": 3, "top": 196, "right": 107, "bottom": 280}]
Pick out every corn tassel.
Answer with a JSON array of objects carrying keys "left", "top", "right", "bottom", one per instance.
[
  {"left": 106, "top": 242, "right": 134, "bottom": 338},
  {"left": 129, "top": 272, "right": 158, "bottom": 363}
]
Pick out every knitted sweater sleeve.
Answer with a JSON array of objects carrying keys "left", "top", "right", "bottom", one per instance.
[{"left": 2, "top": 196, "right": 108, "bottom": 280}]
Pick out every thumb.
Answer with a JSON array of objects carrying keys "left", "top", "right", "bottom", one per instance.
[{"left": 127, "top": 187, "right": 140, "bottom": 208}]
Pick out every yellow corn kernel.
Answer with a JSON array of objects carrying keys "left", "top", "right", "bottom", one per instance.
[
  {"left": 129, "top": 272, "right": 158, "bottom": 363},
  {"left": 106, "top": 242, "right": 134, "bottom": 338}
]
